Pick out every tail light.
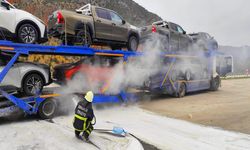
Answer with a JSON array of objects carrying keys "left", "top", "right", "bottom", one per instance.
[
  {"left": 57, "top": 11, "right": 64, "bottom": 24},
  {"left": 152, "top": 26, "right": 157, "bottom": 33}
]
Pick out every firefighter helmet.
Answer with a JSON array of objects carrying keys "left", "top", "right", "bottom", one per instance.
[{"left": 85, "top": 91, "right": 94, "bottom": 103}]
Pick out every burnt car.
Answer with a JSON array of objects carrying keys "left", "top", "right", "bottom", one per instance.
[
  {"left": 189, "top": 32, "right": 218, "bottom": 51},
  {"left": 140, "top": 20, "right": 193, "bottom": 52},
  {"left": 48, "top": 4, "right": 139, "bottom": 51},
  {"left": 53, "top": 56, "right": 123, "bottom": 93}
]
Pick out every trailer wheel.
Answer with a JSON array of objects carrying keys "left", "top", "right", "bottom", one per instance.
[
  {"left": 210, "top": 76, "right": 220, "bottom": 91},
  {"left": 38, "top": 98, "right": 56, "bottom": 119},
  {"left": 177, "top": 83, "right": 186, "bottom": 98}
]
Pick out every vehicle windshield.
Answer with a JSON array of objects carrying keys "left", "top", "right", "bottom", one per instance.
[{"left": 0, "top": 0, "right": 16, "bottom": 9}]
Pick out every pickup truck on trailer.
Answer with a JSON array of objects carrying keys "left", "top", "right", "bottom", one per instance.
[
  {"left": 140, "top": 20, "right": 193, "bottom": 52},
  {"left": 48, "top": 4, "right": 139, "bottom": 51}
]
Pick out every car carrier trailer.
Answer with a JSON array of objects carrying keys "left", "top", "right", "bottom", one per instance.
[
  {"left": 0, "top": 40, "right": 141, "bottom": 119},
  {"left": 141, "top": 51, "right": 233, "bottom": 97},
  {"left": 0, "top": 40, "right": 232, "bottom": 119}
]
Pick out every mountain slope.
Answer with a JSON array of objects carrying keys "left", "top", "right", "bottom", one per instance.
[{"left": 10, "top": 0, "right": 162, "bottom": 27}]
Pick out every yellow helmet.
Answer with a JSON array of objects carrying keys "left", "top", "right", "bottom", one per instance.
[{"left": 85, "top": 91, "right": 94, "bottom": 103}]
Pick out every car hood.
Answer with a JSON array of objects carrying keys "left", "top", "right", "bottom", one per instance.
[{"left": 15, "top": 9, "right": 45, "bottom": 24}]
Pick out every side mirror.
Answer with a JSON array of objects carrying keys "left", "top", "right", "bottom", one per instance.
[
  {"left": 183, "top": 31, "right": 186, "bottom": 34},
  {"left": 122, "top": 20, "right": 126, "bottom": 24}
]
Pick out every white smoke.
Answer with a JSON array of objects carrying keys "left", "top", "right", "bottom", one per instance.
[
  {"left": 54, "top": 32, "right": 216, "bottom": 111},
  {"left": 105, "top": 33, "right": 164, "bottom": 94}
]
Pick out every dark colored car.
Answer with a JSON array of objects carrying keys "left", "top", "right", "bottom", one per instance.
[
  {"left": 189, "top": 32, "right": 218, "bottom": 51},
  {"left": 140, "top": 20, "right": 193, "bottom": 52},
  {"left": 53, "top": 56, "right": 122, "bottom": 93}
]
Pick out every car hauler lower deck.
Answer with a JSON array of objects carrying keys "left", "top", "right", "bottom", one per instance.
[{"left": 0, "top": 40, "right": 233, "bottom": 119}]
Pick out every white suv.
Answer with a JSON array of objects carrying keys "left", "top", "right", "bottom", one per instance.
[{"left": 0, "top": 0, "right": 47, "bottom": 44}]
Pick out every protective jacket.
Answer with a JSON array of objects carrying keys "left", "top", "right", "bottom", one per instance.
[{"left": 73, "top": 98, "right": 94, "bottom": 131}]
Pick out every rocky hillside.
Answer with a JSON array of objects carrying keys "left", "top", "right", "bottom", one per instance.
[{"left": 9, "top": 0, "right": 161, "bottom": 27}]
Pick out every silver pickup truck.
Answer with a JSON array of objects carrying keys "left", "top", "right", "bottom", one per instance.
[{"left": 48, "top": 4, "right": 139, "bottom": 51}]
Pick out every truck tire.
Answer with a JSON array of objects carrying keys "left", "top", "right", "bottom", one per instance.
[
  {"left": 210, "top": 76, "right": 220, "bottom": 91},
  {"left": 75, "top": 29, "right": 92, "bottom": 46},
  {"left": 127, "top": 35, "right": 138, "bottom": 51},
  {"left": 38, "top": 98, "right": 56, "bottom": 119},
  {"left": 177, "top": 82, "right": 186, "bottom": 98}
]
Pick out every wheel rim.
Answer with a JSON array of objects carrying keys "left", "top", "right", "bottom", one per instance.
[
  {"left": 130, "top": 37, "right": 138, "bottom": 51},
  {"left": 26, "top": 76, "right": 42, "bottom": 95},
  {"left": 20, "top": 26, "right": 36, "bottom": 43},
  {"left": 76, "top": 31, "right": 90, "bottom": 45},
  {"left": 42, "top": 101, "right": 55, "bottom": 116}
]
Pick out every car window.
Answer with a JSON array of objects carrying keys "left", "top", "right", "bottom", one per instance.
[
  {"left": 0, "top": 1, "right": 8, "bottom": 9},
  {"left": 177, "top": 26, "right": 185, "bottom": 34},
  {"left": 169, "top": 23, "right": 178, "bottom": 32},
  {"left": 96, "top": 8, "right": 111, "bottom": 20},
  {"left": 110, "top": 11, "right": 123, "bottom": 24},
  {"left": 205, "top": 33, "right": 211, "bottom": 39},
  {"left": 1, "top": 1, "right": 14, "bottom": 9}
]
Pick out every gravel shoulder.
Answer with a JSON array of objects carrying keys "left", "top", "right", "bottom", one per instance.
[{"left": 140, "top": 79, "right": 250, "bottom": 134}]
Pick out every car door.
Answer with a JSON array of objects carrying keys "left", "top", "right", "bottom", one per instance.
[
  {"left": 176, "top": 25, "right": 190, "bottom": 50},
  {"left": 94, "top": 7, "right": 114, "bottom": 40},
  {"left": 0, "top": 56, "right": 21, "bottom": 87},
  {"left": 168, "top": 23, "right": 179, "bottom": 51},
  {"left": 0, "top": 1, "right": 16, "bottom": 35},
  {"left": 109, "top": 11, "right": 128, "bottom": 42}
]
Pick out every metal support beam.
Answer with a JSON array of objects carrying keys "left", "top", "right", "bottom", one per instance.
[{"left": 0, "top": 52, "right": 20, "bottom": 83}]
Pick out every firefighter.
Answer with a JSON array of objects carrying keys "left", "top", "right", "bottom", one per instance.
[{"left": 73, "top": 91, "right": 95, "bottom": 141}]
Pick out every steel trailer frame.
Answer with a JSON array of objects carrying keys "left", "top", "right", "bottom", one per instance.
[
  {"left": 0, "top": 40, "right": 220, "bottom": 116},
  {"left": 0, "top": 40, "right": 141, "bottom": 115}
]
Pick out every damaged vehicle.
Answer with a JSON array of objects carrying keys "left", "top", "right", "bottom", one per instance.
[
  {"left": 53, "top": 56, "right": 123, "bottom": 93},
  {"left": 48, "top": 4, "right": 139, "bottom": 51},
  {"left": 140, "top": 20, "right": 193, "bottom": 52}
]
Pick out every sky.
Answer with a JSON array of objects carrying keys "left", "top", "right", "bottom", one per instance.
[{"left": 133, "top": 0, "right": 250, "bottom": 47}]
